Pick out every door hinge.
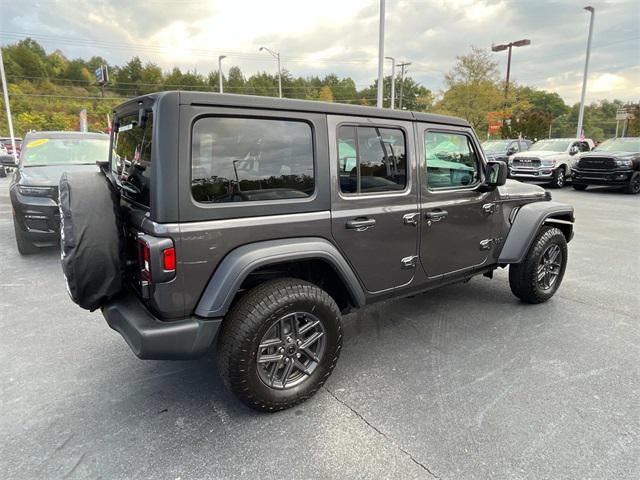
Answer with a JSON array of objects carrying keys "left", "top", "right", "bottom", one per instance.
[
  {"left": 401, "top": 255, "right": 418, "bottom": 269},
  {"left": 402, "top": 212, "right": 419, "bottom": 226},
  {"left": 482, "top": 203, "right": 497, "bottom": 215}
]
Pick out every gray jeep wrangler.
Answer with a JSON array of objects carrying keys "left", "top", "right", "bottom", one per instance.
[{"left": 59, "top": 92, "right": 574, "bottom": 412}]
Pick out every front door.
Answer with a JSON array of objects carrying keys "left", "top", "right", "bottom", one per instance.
[
  {"left": 328, "top": 115, "right": 419, "bottom": 293},
  {"left": 418, "top": 127, "right": 500, "bottom": 278}
]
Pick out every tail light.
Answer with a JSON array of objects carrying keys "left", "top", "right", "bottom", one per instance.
[{"left": 136, "top": 234, "right": 175, "bottom": 283}]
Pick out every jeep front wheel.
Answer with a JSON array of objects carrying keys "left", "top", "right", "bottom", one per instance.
[
  {"left": 549, "top": 167, "right": 566, "bottom": 188},
  {"left": 216, "top": 278, "right": 342, "bottom": 412},
  {"left": 509, "top": 226, "right": 568, "bottom": 304}
]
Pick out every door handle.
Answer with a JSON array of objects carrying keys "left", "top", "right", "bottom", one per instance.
[
  {"left": 425, "top": 210, "right": 448, "bottom": 221},
  {"left": 345, "top": 218, "right": 376, "bottom": 231},
  {"left": 403, "top": 212, "right": 419, "bottom": 226}
]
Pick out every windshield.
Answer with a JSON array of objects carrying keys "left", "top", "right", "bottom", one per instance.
[
  {"left": 112, "top": 112, "right": 153, "bottom": 207},
  {"left": 530, "top": 140, "right": 571, "bottom": 152},
  {"left": 21, "top": 137, "right": 109, "bottom": 166},
  {"left": 482, "top": 140, "right": 510, "bottom": 152},
  {"left": 594, "top": 137, "right": 640, "bottom": 152}
]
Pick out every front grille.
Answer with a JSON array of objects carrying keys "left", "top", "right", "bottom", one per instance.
[
  {"left": 578, "top": 157, "right": 616, "bottom": 170},
  {"left": 512, "top": 157, "right": 541, "bottom": 167}
]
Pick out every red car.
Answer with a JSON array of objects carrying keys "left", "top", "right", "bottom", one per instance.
[{"left": 0, "top": 137, "right": 22, "bottom": 156}]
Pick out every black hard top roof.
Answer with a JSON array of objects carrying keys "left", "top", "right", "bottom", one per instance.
[{"left": 115, "top": 91, "right": 471, "bottom": 128}]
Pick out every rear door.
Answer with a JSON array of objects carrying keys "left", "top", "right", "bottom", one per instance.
[
  {"left": 418, "top": 126, "right": 501, "bottom": 278},
  {"left": 328, "top": 115, "right": 419, "bottom": 293}
]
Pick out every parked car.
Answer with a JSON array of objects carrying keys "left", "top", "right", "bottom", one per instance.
[
  {"left": 0, "top": 143, "right": 7, "bottom": 178},
  {"left": 481, "top": 138, "right": 533, "bottom": 163},
  {"left": 571, "top": 137, "right": 640, "bottom": 194},
  {"left": 58, "top": 92, "right": 574, "bottom": 412},
  {"left": 1, "top": 137, "right": 23, "bottom": 156},
  {"left": 1, "top": 131, "right": 110, "bottom": 254},
  {"left": 509, "top": 138, "right": 594, "bottom": 188}
]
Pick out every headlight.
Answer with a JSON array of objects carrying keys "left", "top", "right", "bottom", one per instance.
[
  {"left": 541, "top": 158, "right": 557, "bottom": 167},
  {"left": 616, "top": 159, "right": 633, "bottom": 167},
  {"left": 18, "top": 185, "right": 55, "bottom": 196}
]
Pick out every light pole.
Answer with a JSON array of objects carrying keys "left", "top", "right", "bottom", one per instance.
[
  {"left": 218, "top": 55, "right": 226, "bottom": 93},
  {"left": 397, "top": 61, "right": 411, "bottom": 109},
  {"left": 491, "top": 39, "right": 531, "bottom": 100},
  {"left": 376, "top": 0, "right": 385, "bottom": 108},
  {"left": 259, "top": 46, "right": 282, "bottom": 98},
  {"left": 0, "top": 48, "right": 17, "bottom": 160},
  {"left": 577, "top": 6, "right": 595, "bottom": 138},
  {"left": 385, "top": 56, "right": 395, "bottom": 109}
]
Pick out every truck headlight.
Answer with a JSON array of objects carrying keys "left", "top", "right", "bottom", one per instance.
[
  {"left": 18, "top": 185, "right": 55, "bottom": 196},
  {"left": 616, "top": 159, "right": 633, "bottom": 167},
  {"left": 541, "top": 158, "right": 557, "bottom": 167}
]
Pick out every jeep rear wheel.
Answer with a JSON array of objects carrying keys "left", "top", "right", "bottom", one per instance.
[
  {"left": 216, "top": 278, "right": 342, "bottom": 412},
  {"left": 509, "top": 226, "right": 568, "bottom": 304},
  {"left": 549, "top": 167, "right": 566, "bottom": 188}
]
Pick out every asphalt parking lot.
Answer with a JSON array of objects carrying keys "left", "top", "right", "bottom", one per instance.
[{"left": 1, "top": 176, "right": 638, "bottom": 480}]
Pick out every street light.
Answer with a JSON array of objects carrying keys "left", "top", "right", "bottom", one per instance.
[
  {"left": 376, "top": 0, "right": 386, "bottom": 108},
  {"left": 491, "top": 39, "right": 531, "bottom": 99},
  {"left": 577, "top": 6, "right": 595, "bottom": 138},
  {"left": 385, "top": 56, "right": 395, "bottom": 109},
  {"left": 218, "top": 55, "right": 226, "bottom": 94},
  {"left": 259, "top": 46, "right": 282, "bottom": 98}
]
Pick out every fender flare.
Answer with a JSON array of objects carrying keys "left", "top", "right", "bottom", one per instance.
[
  {"left": 194, "top": 237, "right": 366, "bottom": 318},
  {"left": 498, "top": 201, "right": 574, "bottom": 264}
]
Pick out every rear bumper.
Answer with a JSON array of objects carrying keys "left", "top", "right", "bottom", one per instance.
[
  {"left": 571, "top": 168, "right": 634, "bottom": 186},
  {"left": 102, "top": 293, "right": 222, "bottom": 360}
]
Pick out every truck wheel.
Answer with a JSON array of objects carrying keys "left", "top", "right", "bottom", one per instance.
[
  {"left": 13, "top": 219, "right": 38, "bottom": 255},
  {"left": 0, "top": 166, "right": 6, "bottom": 178},
  {"left": 217, "top": 278, "right": 343, "bottom": 412},
  {"left": 509, "top": 226, "right": 568, "bottom": 304},
  {"left": 572, "top": 184, "right": 587, "bottom": 191},
  {"left": 625, "top": 173, "right": 640, "bottom": 194},
  {"left": 549, "top": 167, "right": 566, "bottom": 188}
]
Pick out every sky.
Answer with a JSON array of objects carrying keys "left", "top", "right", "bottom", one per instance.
[{"left": 1, "top": 0, "right": 639, "bottom": 104}]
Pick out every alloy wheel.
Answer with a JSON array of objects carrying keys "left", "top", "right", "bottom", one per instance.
[
  {"left": 537, "top": 244, "right": 563, "bottom": 290},
  {"left": 256, "top": 312, "right": 326, "bottom": 390}
]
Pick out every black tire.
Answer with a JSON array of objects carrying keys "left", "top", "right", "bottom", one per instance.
[
  {"left": 509, "top": 226, "right": 568, "bottom": 304},
  {"left": 549, "top": 167, "right": 566, "bottom": 188},
  {"left": 13, "top": 219, "right": 38, "bottom": 255},
  {"left": 0, "top": 166, "right": 6, "bottom": 178},
  {"left": 216, "top": 278, "right": 343, "bottom": 412},
  {"left": 625, "top": 172, "right": 640, "bottom": 194},
  {"left": 572, "top": 184, "right": 588, "bottom": 191}
]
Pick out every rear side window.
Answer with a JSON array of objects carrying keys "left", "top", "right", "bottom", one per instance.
[
  {"left": 113, "top": 113, "right": 153, "bottom": 207},
  {"left": 337, "top": 125, "right": 407, "bottom": 194},
  {"left": 191, "top": 117, "right": 314, "bottom": 203}
]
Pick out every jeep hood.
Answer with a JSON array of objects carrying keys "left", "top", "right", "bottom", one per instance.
[
  {"left": 18, "top": 164, "right": 98, "bottom": 186},
  {"left": 497, "top": 179, "right": 547, "bottom": 200}
]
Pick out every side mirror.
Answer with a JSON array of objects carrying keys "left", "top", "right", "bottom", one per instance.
[
  {"left": 506, "top": 147, "right": 516, "bottom": 155},
  {"left": 0, "top": 154, "right": 17, "bottom": 167},
  {"left": 569, "top": 146, "right": 579, "bottom": 155},
  {"left": 486, "top": 160, "right": 508, "bottom": 187}
]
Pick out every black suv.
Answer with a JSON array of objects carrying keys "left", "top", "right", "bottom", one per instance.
[
  {"left": 481, "top": 138, "right": 533, "bottom": 163},
  {"left": 2, "top": 131, "right": 109, "bottom": 254},
  {"left": 58, "top": 92, "right": 574, "bottom": 411},
  {"left": 571, "top": 137, "right": 640, "bottom": 194}
]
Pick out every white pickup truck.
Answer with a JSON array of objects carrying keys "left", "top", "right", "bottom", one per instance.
[{"left": 509, "top": 138, "right": 594, "bottom": 188}]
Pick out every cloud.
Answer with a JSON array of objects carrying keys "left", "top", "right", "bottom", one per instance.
[{"left": 1, "top": 0, "right": 638, "bottom": 104}]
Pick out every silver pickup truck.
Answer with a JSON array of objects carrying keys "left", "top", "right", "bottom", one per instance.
[{"left": 509, "top": 138, "right": 594, "bottom": 188}]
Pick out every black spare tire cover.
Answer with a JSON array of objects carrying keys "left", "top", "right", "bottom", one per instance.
[{"left": 59, "top": 171, "right": 124, "bottom": 311}]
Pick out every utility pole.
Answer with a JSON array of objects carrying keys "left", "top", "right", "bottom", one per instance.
[
  {"left": 259, "top": 47, "right": 282, "bottom": 98},
  {"left": 376, "top": 0, "right": 386, "bottom": 108},
  {"left": 385, "top": 56, "right": 395, "bottom": 109},
  {"left": 0, "top": 47, "right": 17, "bottom": 160},
  {"left": 577, "top": 6, "right": 595, "bottom": 138},
  {"left": 397, "top": 61, "right": 411, "bottom": 109},
  {"left": 218, "top": 55, "right": 226, "bottom": 93}
]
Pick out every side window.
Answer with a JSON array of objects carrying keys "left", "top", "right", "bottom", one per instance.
[
  {"left": 424, "top": 131, "right": 481, "bottom": 189},
  {"left": 191, "top": 117, "right": 314, "bottom": 203},
  {"left": 579, "top": 141, "right": 590, "bottom": 152},
  {"left": 510, "top": 141, "right": 520, "bottom": 152},
  {"left": 337, "top": 125, "right": 407, "bottom": 194}
]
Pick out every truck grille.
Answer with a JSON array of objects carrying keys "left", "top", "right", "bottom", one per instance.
[
  {"left": 578, "top": 157, "right": 616, "bottom": 170},
  {"left": 512, "top": 157, "right": 541, "bottom": 167}
]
